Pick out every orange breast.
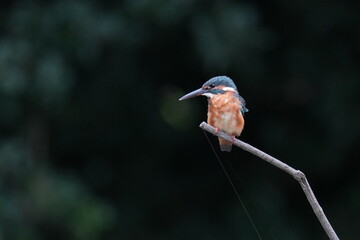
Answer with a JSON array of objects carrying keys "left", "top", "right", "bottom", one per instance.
[{"left": 207, "top": 92, "right": 244, "bottom": 136}]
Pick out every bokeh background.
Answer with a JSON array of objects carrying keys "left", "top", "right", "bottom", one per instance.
[{"left": 0, "top": 0, "right": 359, "bottom": 239}]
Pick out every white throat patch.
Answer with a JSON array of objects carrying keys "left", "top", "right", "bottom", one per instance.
[{"left": 201, "top": 92, "right": 215, "bottom": 98}]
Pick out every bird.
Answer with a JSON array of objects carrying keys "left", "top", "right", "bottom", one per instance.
[{"left": 179, "top": 76, "right": 248, "bottom": 152}]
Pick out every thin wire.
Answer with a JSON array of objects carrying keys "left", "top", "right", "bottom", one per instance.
[
  {"left": 224, "top": 160, "right": 276, "bottom": 240},
  {"left": 202, "top": 130, "right": 263, "bottom": 240}
]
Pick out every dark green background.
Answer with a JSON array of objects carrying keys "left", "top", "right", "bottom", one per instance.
[{"left": 0, "top": 0, "right": 359, "bottom": 239}]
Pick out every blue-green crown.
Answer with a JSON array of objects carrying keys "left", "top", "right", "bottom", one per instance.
[{"left": 202, "top": 76, "right": 237, "bottom": 90}]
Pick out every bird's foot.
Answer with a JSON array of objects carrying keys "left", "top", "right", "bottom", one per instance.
[
  {"left": 231, "top": 136, "right": 236, "bottom": 143},
  {"left": 215, "top": 127, "right": 219, "bottom": 134}
]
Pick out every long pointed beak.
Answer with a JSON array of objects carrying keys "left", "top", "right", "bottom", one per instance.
[{"left": 179, "top": 88, "right": 207, "bottom": 101}]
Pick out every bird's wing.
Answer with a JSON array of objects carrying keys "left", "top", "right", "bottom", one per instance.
[{"left": 234, "top": 92, "right": 249, "bottom": 114}]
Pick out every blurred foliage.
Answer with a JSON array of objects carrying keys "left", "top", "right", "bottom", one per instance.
[
  {"left": 0, "top": 0, "right": 359, "bottom": 239},
  {"left": 0, "top": 138, "right": 114, "bottom": 240}
]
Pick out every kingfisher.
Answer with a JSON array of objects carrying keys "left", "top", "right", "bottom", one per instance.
[{"left": 179, "top": 76, "right": 248, "bottom": 152}]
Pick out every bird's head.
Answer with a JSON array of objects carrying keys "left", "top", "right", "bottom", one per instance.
[{"left": 179, "top": 76, "right": 237, "bottom": 101}]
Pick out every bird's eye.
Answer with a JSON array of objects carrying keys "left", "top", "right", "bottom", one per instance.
[{"left": 203, "top": 84, "right": 215, "bottom": 90}]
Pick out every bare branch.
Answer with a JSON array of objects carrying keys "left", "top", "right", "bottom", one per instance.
[{"left": 199, "top": 122, "right": 340, "bottom": 240}]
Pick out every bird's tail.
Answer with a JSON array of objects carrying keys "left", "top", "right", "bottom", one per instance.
[{"left": 218, "top": 137, "right": 232, "bottom": 152}]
